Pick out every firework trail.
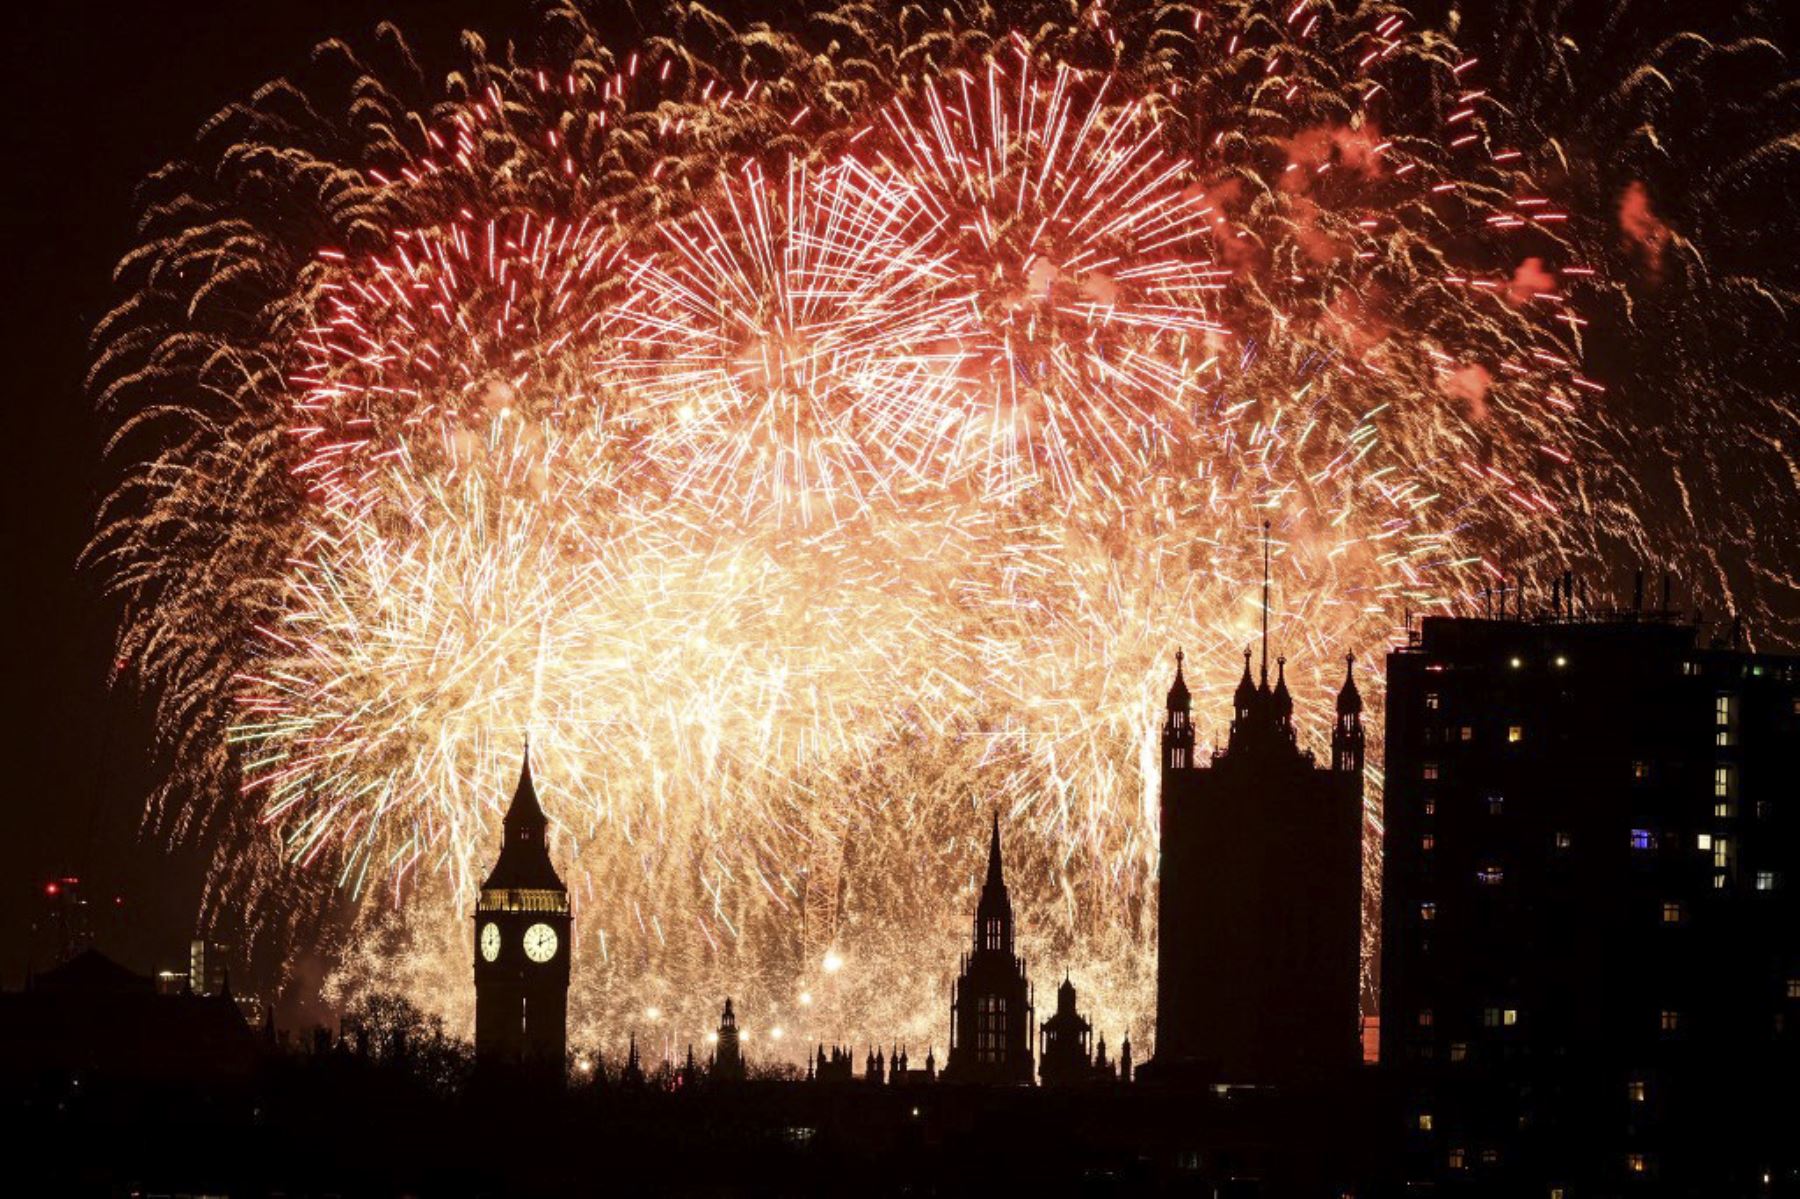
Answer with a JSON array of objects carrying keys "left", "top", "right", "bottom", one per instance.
[{"left": 91, "top": 0, "right": 1795, "bottom": 1057}]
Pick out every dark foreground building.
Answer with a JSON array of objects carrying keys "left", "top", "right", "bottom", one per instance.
[
  {"left": 945, "top": 817, "right": 1036, "bottom": 1085},
  {"left": 1382, "top": 608, "right": 1800, "bottom": 1191},
  {"left": 473, "top": 750, "right": 571, "bottom": 1072},
  {"left": 1151, "top": 641, "right": 1366, "bottom": 1085}
]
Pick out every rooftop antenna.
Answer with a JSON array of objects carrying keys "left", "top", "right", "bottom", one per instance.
[{"left": 1260, "top": 519, "right": 1271, "bottom": 687}]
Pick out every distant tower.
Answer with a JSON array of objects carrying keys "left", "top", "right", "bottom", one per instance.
[
  {"left": 713, "top": 996, "right": 746, "bottom": 1081},
  {"left": 1038, "top": 973, "right": 1096, "bottom": 1085},
  {"left": 1118, "top": 1032, "right": 1133, "bottom": 1084},
  {"left": 473, "top": 748, "right": 571, "bottom": 1074},
  {"left": 945, "top": 816, "right": 1036, "bottom": 1085},
  {"left": 1150, "top": 532, "right": 1365, "bottom": 1084},
  {"left": 1332, "top": 654, "right": 1365, "bottom": 774}
]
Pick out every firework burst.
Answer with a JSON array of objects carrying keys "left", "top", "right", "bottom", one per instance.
[{"left": 90, "top": 0, "right": 1782, "bottom": 1058}]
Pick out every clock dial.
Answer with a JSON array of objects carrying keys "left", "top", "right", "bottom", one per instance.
[
  {"left": 523, "top": 922, "right": 559, "bottom": 963},
  {"left": 479, "top": 921, "right": 501, "bottom": 962}
]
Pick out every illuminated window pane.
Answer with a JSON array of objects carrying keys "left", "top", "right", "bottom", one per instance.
[
  {"left": 1756, "top": 871, "right": 1778, "bottom": 892},
  {"left": 1661, "top": 902, "right": 1683, "bottom": 924},
  {"left": 1423, "top": 762, "right": 1439, "bottom": 781},
  {"left": 1659, "top": 1010, "right": 1679, "bottom": 1032},
  {"left": 1628, "top": 1079, "right": 1647, "bottom": 1103},
  {"left": 1507, "top": 725, "right": 1524, "bottom": 743}
]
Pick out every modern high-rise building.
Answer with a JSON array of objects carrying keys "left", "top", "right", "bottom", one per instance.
[
  {"left": 1150, "top": 636, "right": 1366, "bottom": 1085},
  {"left": 473, "top": 749, "right": 571, "bottom": 1074},
  {"left": 1381, "top": 607, "right": 1799, "bottom": 1190},
  {"left": 944, "top": 817, "right": 1035, "bottom": 1085}
]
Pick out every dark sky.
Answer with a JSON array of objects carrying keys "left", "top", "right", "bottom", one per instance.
[{"left": 0, "top": 0, "right": 532, "bottom": 989}]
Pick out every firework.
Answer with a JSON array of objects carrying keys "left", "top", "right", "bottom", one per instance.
[{"left": 92, "top": 0, "right": 1759, "bottom": 1059}]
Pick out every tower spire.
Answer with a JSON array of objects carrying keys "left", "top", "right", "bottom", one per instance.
[
  {"left": 986, "top": 812, "right": 1004, "bottom": 886},
  {"left": 1260, "top": 520, "right": 1272, "bottom": 689}
]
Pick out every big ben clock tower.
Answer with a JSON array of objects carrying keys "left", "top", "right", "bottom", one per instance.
[{"left": 474, "top": 748, "right": 570, "bottom": 1073}]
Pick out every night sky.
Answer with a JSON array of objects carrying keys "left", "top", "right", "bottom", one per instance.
[
  {"left": 3, "top": 0, "right": 1796, "bottom": 1009},
  {"left": 0, "top": 0, "right": 537, "bottom": 989}
]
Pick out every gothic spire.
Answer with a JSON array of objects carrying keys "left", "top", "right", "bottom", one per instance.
[
  {"left": 1336, "top": 653, "right": 1363, "bottom": 715},
  {"left": 1166, "top": 648, "right": 1191, "bottom": 711},
  {"left": 1259, "top": 520, "right": 1272, "bottom": 690},
  {"left": 505, "top": 739, "right": 546, "bottom": 830},
  {"left": 986, "top": 811, "right": 1005, "bottom": 887}
]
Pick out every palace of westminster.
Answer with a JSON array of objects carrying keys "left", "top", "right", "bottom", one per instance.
[{"left": 468, "top": 569, "right": 1799, "bottom": 1192}]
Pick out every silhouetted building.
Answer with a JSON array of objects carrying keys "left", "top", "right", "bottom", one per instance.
[
  {"left": 0, "top": 949, "right": 259, "bottom": 1087},
  {"left": 473, "top": 749, "right": 571, "bottom": 1073},
  {"left": 813, "top": 1044, "right": 855, "bottom": 1083},
  {"left": 712, "top": 997, "right": 745, "bottom": 1081},
  {"left": 945, "top": 816, "right": 1035, "bottom": 1085},
  {"left": 1151, "top": 629, "right": 1365, "bottom": 1083},
  {"left": 1382, "top": 608, "right": 1799, "bottom": 1190},
  {"left": 1039, "top": 973, "right": 1098, "bottom": 1086},
  {"left": 189, "top": 937, "right": 230, "bottom": 997},
  {"left": 35, "top": 876, "right": 97, "bottom": 966}
]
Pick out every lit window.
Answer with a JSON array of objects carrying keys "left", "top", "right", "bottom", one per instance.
[
  {"left": 1425, "top": 692, "right": 1441, "bottom": 711},
  {"left": 1697, "top": 833, "right": 1713, "bottom": 851},
  {"left": 1477, "top": 866, "right": 1504, "bottom": 886},
  {"left": 1449, "top": 1042, "right": 1469, "bottom": 1063},
  {"left": 1659, "top": 1010, "right": 1679, "bottom": 1033},
  {"left": 1421, "top": 834, "right": 1436, "bottom": 851},
  {"left": 1714, "top": 765, "right": 1736, "bottom": 797},
  {"left": 1554, "top": 831, "right": 1572, "bottom": 851},
  {"left": 1481, "top": 1148, "right": 1500, "bottom": 1165},
  {"left": 1508, "top": 725, "right": 1523, "bottom": 743},
  {"left": 1423, "top": 798, "right": 1437, "bottom": 817},
  {"left": 1420, "top": 901, "right": 1438, "bottom": 922},
  {"left": 1632, "top": 760, "right": 1650, "bottom": 781},
  {"left": 1661, "top": 902, "right": 1683, "bottom": 924},
  {"left": 1628, "top": 1153, "right": 1647, "bottom": 1174},
  {"left": 1417, "top": 1112, "right": 1433, "bottom": 1131},
  {"left": 1418, "top": 1008, "right": 1434, "bottom": 1027},
  {"left": 1483, "top": 1006, "right": 1502, "bottom": 1028},
  {"left": 1714, "top": 838, "right": 1731, "bottom": 869},
  {"left": 1682, "top": 661, "right": 1700, "bottom": 676},
  {"left": 1424, "top": 762, "right": 1439, "bottom": 780},
  {"left": 1628, "top": 1079, "right": 1647, "bottom": 1103},
  {"left": 1448, "top": 1147, "right": 1467, "bottom": 1170},
  {"left": 1553, "top": 655, "right": 1568, "bottom": 668},
  {"left": 1755, "top": 800, "right": 1772, "bottom": 820},
  {"left": 1504, "top": 1009, "right": 1518, "bottom": 1026},
  {"left": 1715, "top": 693, "right": 1738, "bottom": 746},
  {"left": 1787, "top": 979, "right": 1800, "bottom": 1000},
  {"left": 1509, "top": 656, "right": 1522, "bottom": 669},
  {"left": 1756, "top": 871, "right": 1778, "bottom": 892},
  {"left": 1487, "top": 795, "right": 1504, "bottom": 816},
  {"left": 1630, "top": 829, "right": 1653, "bottom": 851},
  {"left": 1460, "top": 725, "right": 1473, "bottom": 741}
]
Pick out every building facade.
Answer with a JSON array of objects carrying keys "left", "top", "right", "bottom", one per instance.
[
  {"left": 473, "top": 751, "right": 571, "bottom": 1073},
  {"left": 945, "top": 817, "right": 1035, "bottom": 1085},
  {"left": 1152, "top": 645, "right": 1365, "bottom": 1084},
  {"left": 1381, "top": 610, "right": 1800, "bottom": 1190}
]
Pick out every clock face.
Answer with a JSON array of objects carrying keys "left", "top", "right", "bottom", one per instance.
[
  {"left": 523, "top": 922, "right": 559, "bottom": 963},
  {"left": 479, "top": 922, "right": 501, "bottom": 963}
]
